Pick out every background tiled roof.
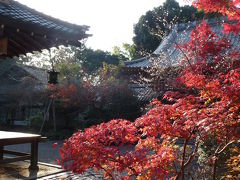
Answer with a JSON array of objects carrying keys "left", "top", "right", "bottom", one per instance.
[
  {"left": 124, "top": 57, "right": 151, "bottom": 68},
  {"left": 130, "top": 84, "right": 157, "bottom": 102},
  {"left": 125, "top": 18, "right": 240, "bottom": 69}
]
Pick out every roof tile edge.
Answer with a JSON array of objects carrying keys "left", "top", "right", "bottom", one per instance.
[{"left": 0, "top": 0, "right": 10, "bottom": 5}]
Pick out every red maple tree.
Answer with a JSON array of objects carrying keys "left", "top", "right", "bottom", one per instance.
[{"left": 59, "top": 1, "right": 240, "bottom": 179}]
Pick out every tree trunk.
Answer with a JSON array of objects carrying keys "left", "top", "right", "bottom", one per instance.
[
  {"left": 181, "top": 139, "right": 188, "bottom": 180},
  {"left": 212, "top": 155, "right": 217, "bottom": 180}
]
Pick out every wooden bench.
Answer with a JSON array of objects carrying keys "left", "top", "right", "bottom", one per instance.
[{"left": 0, "top": 131, "right": 46, "bottom": 170}]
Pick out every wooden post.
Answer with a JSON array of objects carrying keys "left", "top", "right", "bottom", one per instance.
[
  {"left": 0, "top": 37, "right": 8, "bottom": 56},
  {"left": 29, "top": 140, "right": 39, "bottom": 170},
  {"left": 0, "top": 145, "right": 3, "bottom": 160}
]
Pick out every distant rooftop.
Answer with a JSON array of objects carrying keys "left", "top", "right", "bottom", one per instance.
[
  {"left": 125, "top": 18, "right": 240, "bottom": 69},
  {"left": 0, "top": 58, "right": 47, "bottom": 84},
  {"left": 124, "top": 57, "right": 151, "bottom": 68}
]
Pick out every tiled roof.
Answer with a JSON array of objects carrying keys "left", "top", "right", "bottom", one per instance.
[
  {"left": 125, "top": 18, "right": 240, "bottom": 68},
  {"left": 124, "top": 57, "right": 151, "bottom": 68},
  {"left": 0, "top": 59, "right": 47, "bottom": 84},
  {"left": 0, "top": 0, "right": 90, "bottom": 56},
  {"left": 18, "top": 64, "right": 48, "bottom": 85},
  {"left": 0, "top": 0, "right": 89, "bottom": 35},
  {"left": 130, "top": 84, "right": 157, "bottom": 102},
  {"left": 0, "top": 59, "right": 47, "bottom": 103}
]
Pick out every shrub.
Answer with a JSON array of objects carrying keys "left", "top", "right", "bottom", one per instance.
[{"left": 29, "top": 112, "right": 43, "bottom": 129}]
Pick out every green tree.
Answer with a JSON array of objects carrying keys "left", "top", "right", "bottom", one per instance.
[
  {"left": 113, "top": 43, "right": 140, "bottom": 61},
  {"left": 19, "top": 45, "right": 122, "bottom": 80},
  {"left": 77, "top": 48, "right": 120, "bottom": 73},
  {"left": 133, "top": 0, "right": 205, "bottom": 54}
]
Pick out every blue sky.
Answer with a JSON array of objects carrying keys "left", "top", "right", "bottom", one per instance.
[{"left": 17, "top": 0, "right": 187, "bottom": 52}]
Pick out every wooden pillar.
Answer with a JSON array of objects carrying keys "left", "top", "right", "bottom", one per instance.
[
  {"left": 0, "top": 145, "right": 3, "bottom": 160},
  {"left": 0, "top": 37, "right": 8, "bottom": 56},
  {"left": 29, "top": 140, "right": 39, "bottom": 170}
]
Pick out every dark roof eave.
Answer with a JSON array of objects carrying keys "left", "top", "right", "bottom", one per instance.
[
  {"left": 124, "top": 57, "right": 148, "bottom": 66},
  {"left": 10, "top": 0, "right": 90, "bottom": 33},
  {"left": 0, "top": 15, "right": 90, "bottom": 40},
  {"left": 0, "top": 1, "right": 90, "bottom": 39}
]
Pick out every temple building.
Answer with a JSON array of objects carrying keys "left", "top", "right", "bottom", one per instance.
[
  {"left": 0, "top": 0, "right": 90, "bottom": 57},
  {"left": 0, "top": 0, "right": 90, "bottom": 125},
  {"left": 124, "top": 18, "right": 240, "bottom": 102}
]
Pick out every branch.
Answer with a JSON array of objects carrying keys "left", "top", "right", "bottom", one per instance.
[
  {"left": 184, "top": 140, "right": 200, "bottom": 168},
  {"left": 128, "top": 166, "right": 138, "bottom": 177},
  {"left": 214, "top": 142, "right": 223, "bottom": 156},
  {"left": 100, "top": 165, "right": 114, "bottom": 179},
  {"left": 181, "top": 138, "right": 189, "bottom": 180},
  {"left": 172, "top": 33, "right": 194, "bottom": 71},
  {"left": 217, "top": 140, "right": 236, "bottom": 155}
]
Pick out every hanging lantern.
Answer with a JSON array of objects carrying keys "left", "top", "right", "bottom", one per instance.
[{"left": 47, "top": 70, "right": 59, "bottom": 84}]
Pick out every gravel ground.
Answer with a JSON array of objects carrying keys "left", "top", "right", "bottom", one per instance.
[
  {"left": 4, "top": 141, "right": 104, "bottom": 179},
  {"left": 5, "top": 141, "right": 64, "bottom": 165}
]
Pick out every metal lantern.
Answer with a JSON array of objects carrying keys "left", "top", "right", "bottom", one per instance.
[{"left": 47, "top": 70, "right": 59, "bottom": 84}]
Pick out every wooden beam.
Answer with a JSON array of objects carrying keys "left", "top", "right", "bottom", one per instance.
[
  {"left": 33, "top": 36, "right": 55, "bottom": 50},
  {"left": 8, "top": 38, "right": 28, "bottom": 55},
  {"left": 9, "top": 34, "right": 41, "bottom": 52},
  {"left": 1, "top": 26, "right": 82, "bottom": 56},
  {"left": 0, "top": 155, "right": 31, "bottom": 164},
  {"left": 0, "top": 16, "right": 86, "bottom": 41},
  {"left": 3, "top": 150, "right": 29, "bottom": 156},
  {"left": 18, "top": 31, "right": 46, "bottom": 50},
  {"left": 7, "top": 44, "right": 20, "bottom": 57}
]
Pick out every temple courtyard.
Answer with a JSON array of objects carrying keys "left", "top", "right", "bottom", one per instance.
[{"left": 0, "top": 141, "right": 103, "bottom": 179}]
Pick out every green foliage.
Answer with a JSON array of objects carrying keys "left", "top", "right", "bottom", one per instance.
[
  {"left": 29, "top": 112, "right": 43, "bottom": 129},
  {"left": 43, "top": 129, "right": 73, "bottom": 140},
  {"left": 133, "top": 10, "right": 162, "bottom": 54},
  {"left": 77, "top": 48, "right": 120, "bottom": 73},
  {"left": 96, "top": 82, "right": 142, "bottom": 121},
  {"left": 133, "top": 0, "right": 206, "bottom": 54},
  {"left": 56, "top": 62, "right": 82, "bottom": 82},
  {"left": 113, "top": 43, "right": 140, "bottom": 60},
  {"left": 19, "top": 45, "right": 122, "bottom": 79},
  {"left": 56, "top": 63, "right": 142, "bottom": 129}
]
